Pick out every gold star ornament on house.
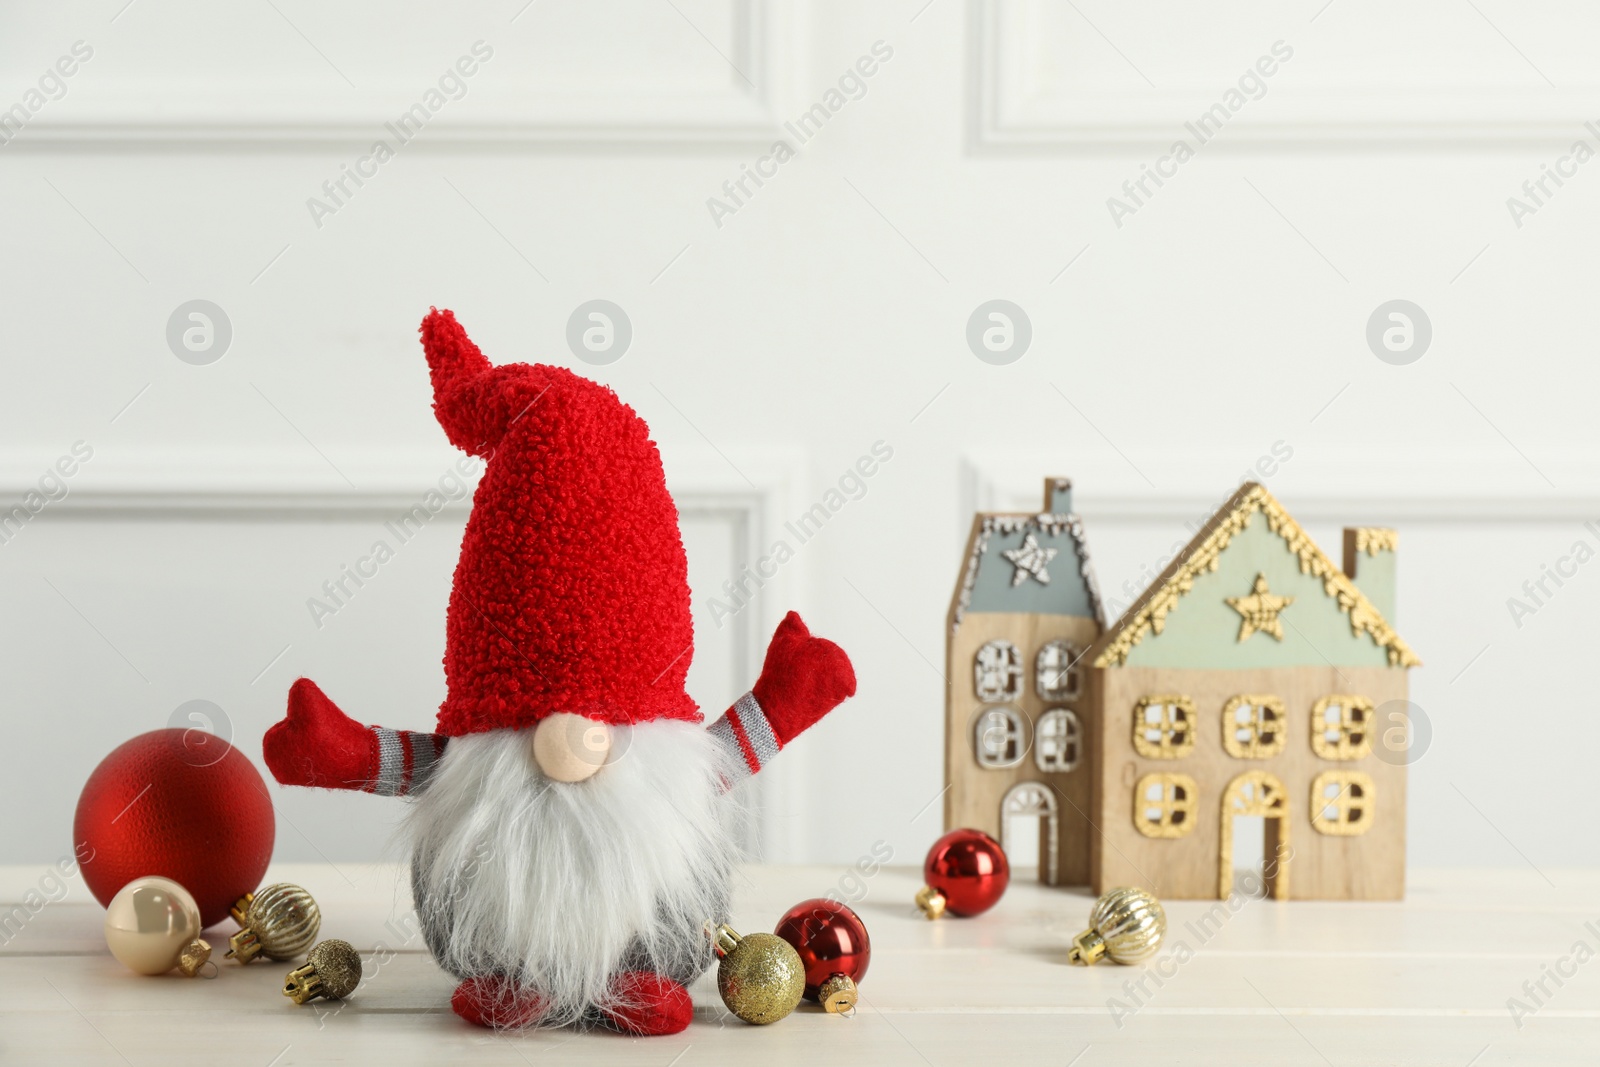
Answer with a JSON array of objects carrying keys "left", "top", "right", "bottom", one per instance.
[
  {"left": 1226, "top": 573, "right": 1293, "bottom": 642},
  {"left": 1002, "top": 533, "right": 1058, "bottom": 587}
]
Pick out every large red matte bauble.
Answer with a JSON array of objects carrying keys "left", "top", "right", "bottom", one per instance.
[
  {"left": 924, "top": 828, "right": 1009, "bottom": 916},
  {"left": 74, "top": 729, "right": 275, "bottom": 928},
  {"left": 773, "top": 898, "right": 871, "bottom": 1000}
]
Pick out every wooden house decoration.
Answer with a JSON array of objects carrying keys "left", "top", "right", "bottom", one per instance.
[
  {"left": 943, "top": 478, "right": 1105, "bottom": 887},
  {"left": 943, "top": 478, "right": 1419, "bottom": 900}
]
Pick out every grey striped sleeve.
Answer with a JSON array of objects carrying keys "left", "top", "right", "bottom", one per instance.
[
  {"left": 734, "top": 692, "right": 780, "bottom": 769},
  {"left": 708, "top": 691, "right": 780, "bottom": 785},
  {"left": 368, "top": 727, "right": 446, "bottom": 797},
  {"left": 371, "top": 726, "right": 406, "bottom": 796}
]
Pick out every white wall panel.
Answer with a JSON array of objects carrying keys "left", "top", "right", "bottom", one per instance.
[{"left": 972, "top": 0, "right": 1600, "bottom": 147}]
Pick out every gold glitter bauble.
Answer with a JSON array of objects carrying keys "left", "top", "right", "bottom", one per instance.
[
  {"left": 103, "top": 876, "right": 210, "bottom": 977},
  {"left": 713, "top": 924, "right": 805, "bottom": 1025},
  {"left": 227, "top": 883, "right": 321, "bottom": 964},
  {"left": 283, "top": 939, "right": 363, "bottom": 1004},
  {"left": 1068, "top": 886, "right": 1166, "bottom": 966}
]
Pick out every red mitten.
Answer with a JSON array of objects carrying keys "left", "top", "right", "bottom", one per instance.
[
  {"left": 263, "top": 678, "right": 377, "bottom": 791},
  {"left": 751, "top": 611, "right": 857, "bottom": 746}
]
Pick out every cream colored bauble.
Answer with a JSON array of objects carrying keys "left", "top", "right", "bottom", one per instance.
[
  {"left": 530, "top": 713, "right": 612, "bottom": 783},
  {"left": 104, "top": 876, "right": 210, "bottom": 976}
]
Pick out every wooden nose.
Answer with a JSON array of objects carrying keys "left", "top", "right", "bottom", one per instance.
[{"left": 530, "top": 713, "right": 611, "bottom": 782}]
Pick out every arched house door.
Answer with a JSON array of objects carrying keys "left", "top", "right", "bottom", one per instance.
[
  {"left": 1219, "top": 772, "right": 1290, "bottom": 900},
  {"left": 1001, "top": 782, "right": 1060, "bottom": 885}
]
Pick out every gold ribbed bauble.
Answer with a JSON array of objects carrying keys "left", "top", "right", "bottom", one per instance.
[
  {"left": 713, "top": 924, "right": 805, "bottom": 1024},
  {"left": 227, "top": 883, "right": 321, "bottom": 964},
  {"left": 1068, "top": 886, "right": 1166, "bottom": 966},
  {"left": 283, "top": 939, "right": 363, "bottom": 1004}
]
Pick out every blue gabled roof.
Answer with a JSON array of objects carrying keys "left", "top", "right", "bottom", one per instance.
[{"left": 949, "top": 478, "right": 1104, "bottom": 635}]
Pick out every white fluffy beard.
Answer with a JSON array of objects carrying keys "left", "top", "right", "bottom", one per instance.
[{"left": 406, "top": 721, "right": 741, "bottom": 1026}]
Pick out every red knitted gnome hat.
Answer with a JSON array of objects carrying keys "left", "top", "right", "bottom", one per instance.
[{"left": 421, "top": 309, "right": 699, "bottom": 735}]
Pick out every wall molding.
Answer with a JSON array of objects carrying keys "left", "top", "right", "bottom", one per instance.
[
  {"left": 968, "top": 0, "right": 1600, "bottom": 151},
  {"left": 959, "top": 454, "right": 1600, "bottom": 537},
  {"left": 14, "top": 0, "right": 795, "bottom": 150}
]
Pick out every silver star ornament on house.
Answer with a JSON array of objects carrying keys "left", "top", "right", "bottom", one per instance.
[{"left": 1002, "top": 533, "right": 1058, "bottom": 587}]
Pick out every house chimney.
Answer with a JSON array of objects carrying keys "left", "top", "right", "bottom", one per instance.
[
  {"left": 1045, "top": 477, "right": 1073, "bottom": 515},
  {"left": 1343, "top": 528, "right": 1398, "bottom": 622}
]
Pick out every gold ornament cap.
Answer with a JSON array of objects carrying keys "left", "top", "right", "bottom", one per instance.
[
  {"left": 177, "top": 938, "right": 213, "bottom": 978},
  {"left": 229, "top": 892, "right": 255, "bottom": 928},
  {"left": 711, "top": 924, "right": 805, "bottom": 1025},
  {"left": 1068, "top": 887, "right": 1166, "bottom": 966},
  {"left": 913, "top": 885, "right": 946, "bottom": 920},
  {"left": 228, "top": 928, "right": 264, "bottom": 963},
  {"left": 283, "top": 939, "right": 362, "bottom": 1004},
  {"left": 1068, "top": 927, "right": 1110, "bottom": 966},
  {"left": 818, "top": 973, "right": 858, "bottom": 1015}
]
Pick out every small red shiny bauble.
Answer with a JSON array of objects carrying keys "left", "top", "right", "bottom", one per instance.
[
  {"left": 75, "top": 729, "right": 275, "bottom": 928},
  {"left": 773, "top": 899, "right": 871, "bottom": 1013},
  {"left": 917, "top": 828, "right": 1009, "bottom": 918}
]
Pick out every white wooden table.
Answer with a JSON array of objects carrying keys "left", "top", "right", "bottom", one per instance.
[{"left": 1, "top": 863, "right": 1591, "bottom": 1065}]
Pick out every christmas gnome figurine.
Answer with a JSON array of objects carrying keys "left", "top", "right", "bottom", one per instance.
[{"left": 263, "top": 309, "right": 856, "bottom": 1036}]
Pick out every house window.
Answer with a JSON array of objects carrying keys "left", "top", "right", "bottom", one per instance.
[
  {"left": 1134, "top": 773, "right": 1197, "bottom": 838},
  {"left": 974, "top": 640, "right": 1023, "bottom": 702},
  {"left": 1035, "top": 640, "right": 1082, "bottom": 701},
  {"left": 1311, "top": 695, "right": 1374, "bottom": 760},
  {"left": 973, "top": 706, "right": 1027, "bottom": 768},
  {"left": 1035, "top": 709, "right": 1081, "bottom": 772},
  {"left": 1132, "top": 696, "right": 1195, "bottom": 759},
  {"left": 1310, "top": 771, "right": 1375, "bottom": 836},
  {"left": 1222, "top": 695, "right": 1287, "bottom": 759}
]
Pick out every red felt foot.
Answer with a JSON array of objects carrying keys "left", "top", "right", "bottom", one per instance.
[
  {"left": 451, "top": 976, "right": 549, "bottom": 1029},
  {"left": 598, "top": 972, "right": 693, "bottom": 1036},
  {"left": 263, "top": 678, "right": 376, "bottom": 791},
  {"left": 751, "top": 611, "right": 857, "bottom": 746}
]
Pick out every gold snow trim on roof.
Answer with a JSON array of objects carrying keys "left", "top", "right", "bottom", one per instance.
[
  {"left": 1092, "top": 484, "right": 1420, "bottom": 669},
  {"left": 1353, "top": 527, "right": 1399, "bottom": 555}
]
